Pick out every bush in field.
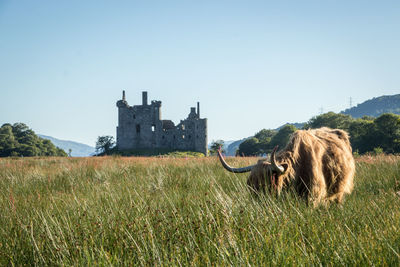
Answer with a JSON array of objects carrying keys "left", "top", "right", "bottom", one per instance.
[
  {"left": 209, "top": 140, "right": 225, "bottom": 155},
  {"left": 0, "top": 123, "right": 67, "bottom": 157},
  {"left": 95, "top": 135, "right": 116, "bottom": 155}
]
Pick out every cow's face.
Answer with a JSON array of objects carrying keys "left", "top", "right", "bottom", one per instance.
[
  {"left": 246, "top": 162, "right": 288, "bottom": 194},
  {"left": 218, "top": 146, "right": 287, "bottom": 194}
]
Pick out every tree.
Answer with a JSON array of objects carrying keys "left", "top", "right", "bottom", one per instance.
[
  {"left": 238, "top": 137, "right": 260, "bottom": 156},
  {"left": 373, "top": 113, "right": 400, "bottom": 153},
  {"left": 304, "top": 112, "right": 353, "bottom": 131},
  {"left": 0, "top": 122, "right": 67, "bottom": 157},
  {"left": 269, "top": 124, "right": 297, "bottom": 152},
  {"left": 254, "top": 129, "right": 277, "bottom": 154},
  {"left": 254, "top": 129, "right": 276, "bottom": 141},
  {"left": 0, "top": 124, "right": 17, "bottom": 157},
  {"left": 348, "top": 118, "right": 375, "bottom": 153},
  {"left": 41, "top": 139, "right": 58, "bottom": 156},
  {"left": 209, "top": 140, "right": 225, "bottom": 155},
  {"left": 96, "top": 136, "right": 115, "bottom": 155},
  {"left": 16, "top": 143, "right": 40, "bottom": 157},
  {"left": 56, "top": 147, "right": 67, "bottom": 156}
]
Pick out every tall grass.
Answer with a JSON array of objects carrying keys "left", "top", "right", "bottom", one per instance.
[{"left": 0, "top": 155, "right": 399, "bottom": 265}]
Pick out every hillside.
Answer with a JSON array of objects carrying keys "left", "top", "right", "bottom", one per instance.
[
  {"left": 225, "top": 138, "right": 248, "bottom": 156},
  {"left": 342, "top": 94, "right": 400, "bottom": 118},
  {"left": 38, "top": 135, "right": 95, "bottom": 157}
]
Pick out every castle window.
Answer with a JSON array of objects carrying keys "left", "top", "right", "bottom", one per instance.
[
  {"left": 133, "top": 115, "right": 136, "bottom": 119},
  {"left": 189, "top": 135, "right": 191, "bottom": 139},
  {"left": 173, "top": 135, "right": 175, "bottom": 139},
  {"left": 182, "top": 135, "right": 185, "bottom": 139},
  {"left": 136, "top": 124, "right": 141, "bottom": 133},
  {"left": 162, "top": 135, "right": 165, "bottom": 139},
  {"left": 151, "top": 125, "right": 155, "bottom": 132},
  {"left": 182, "top": 125, "right": 185, "bottom": 130}
]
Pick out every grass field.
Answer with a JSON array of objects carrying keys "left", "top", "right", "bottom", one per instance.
[{"left": 0, "top": 155, "right": 399, "bottom": 265}]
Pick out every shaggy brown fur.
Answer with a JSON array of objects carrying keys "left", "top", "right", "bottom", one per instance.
[{"left": 223, "top": 128, "right": 355, "bottom": 206}]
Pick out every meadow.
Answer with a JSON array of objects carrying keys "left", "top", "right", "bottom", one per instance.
[{"left": 0, "top": 155, "right": 399, "bottom": 265}]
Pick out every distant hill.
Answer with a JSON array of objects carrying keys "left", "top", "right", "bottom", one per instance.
[
  {"left": 225, "top": 138, "right": 248, "bottom": 156},
  {"left": 341, "top": 94, "right": 400, "bottom": 118},
  {"left": 207, "top": 140, "right": 234, "bottom": 156},
  {"left": 38, "top": 135, "right": 95, "bottom": 157}
]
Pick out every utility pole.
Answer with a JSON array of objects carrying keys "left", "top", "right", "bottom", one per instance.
[
  {"left": 319, "top": 106, "right": 324, "bottom": 115},
  {"left": 349, "top": 97, "right": 353, "bottom": 109}
]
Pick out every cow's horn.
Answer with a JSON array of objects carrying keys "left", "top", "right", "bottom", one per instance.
[
  {"left": 271, "top": 146, "right": 285, "bottom": 173},
  {"left": 217, "top": 149, "right": 255, "bottom": 173}
]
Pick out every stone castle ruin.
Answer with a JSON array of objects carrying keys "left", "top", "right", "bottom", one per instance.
[{"left": 116, "top": 91, "right": 208, "bottom": 155}]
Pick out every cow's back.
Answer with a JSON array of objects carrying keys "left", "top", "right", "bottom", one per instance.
[{"left": 284, "top": 127, "right": 355, "bottom": 203}]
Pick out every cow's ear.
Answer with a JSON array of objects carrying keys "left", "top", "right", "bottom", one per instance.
[{"left": 280, "top": 163, "right": 289, "bottom": 173}]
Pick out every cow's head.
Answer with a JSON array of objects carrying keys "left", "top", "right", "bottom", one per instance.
[{"left": 217, "top": 147, "right": 287, "bottom": 193}]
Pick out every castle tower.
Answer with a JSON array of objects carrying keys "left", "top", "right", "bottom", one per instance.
[
  {"left": 194, "top": 102, "right": 207, "bottom": 155},
  {"left": 142, "top": 91, "right": 148, "bottom": 105}
]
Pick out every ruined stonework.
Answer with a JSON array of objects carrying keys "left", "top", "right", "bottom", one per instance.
[{"left": 116, "top": 91, "right": 208, "bottom": 155}]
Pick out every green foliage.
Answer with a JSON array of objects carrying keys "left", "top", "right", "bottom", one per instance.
[
  {"left": 373, "top": 147, "right": 384, "bottom": 155},
  {"left": 0, "top": 156, "right": 399, "bottom": 265},
  {"left": 361, "top": 115, "right": 375, "bottom": 121},
  {"left": 269, "top": 124, "right": 297, "bottom": 151},
  {"left": 304, "top": 112, "right": 353, "bottom": 131},
  {"left": 108, "top": 147, "right": 205, "bottom": 157},
  {"left": 238, "top": 127, "right": 296, "bottom": 156},
  {"left": 306, "top": 112, "right": 400, "bottom": 154},
  {"left": 238, "top": 137, "right": 260, "bottom": 156},
  {"left": 348, "top": 118, "right": 375, "bottom": 154},
  {"left": 95, "top": 136, "right": 115, "bottom": 155},
  {"left": 254, "top": 129, "right": 276, "bottom": 140},
  {"left": 162, "top": 151, "right": 205, "bottom": 158},
  {"left": 373, "top": 113, "right": 400, "bottom": 153},
  {"left": 238, "top": 112, "right": 400, "bottom": 156},
  {"left": 0, "top": 123, "right": 67, "bottom": 157},
  {"left": 209, "top": 140, "right": 225, "bottom": 155}
]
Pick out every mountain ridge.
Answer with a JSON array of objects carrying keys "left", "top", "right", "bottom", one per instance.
[
  {"left": 38, "top": 135, "right": 95, "bottom": 157},
  {"left": 341, "top": 94, "right": 400, "bottom": 118}
]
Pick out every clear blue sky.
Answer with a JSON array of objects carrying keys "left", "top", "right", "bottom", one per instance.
[{"left": 1, "top": 0, "right": 399, "bottom": 146}]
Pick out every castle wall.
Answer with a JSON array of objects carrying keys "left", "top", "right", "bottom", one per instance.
[{"left": 116, "top": 91, "right": 208, "bottom": 155}]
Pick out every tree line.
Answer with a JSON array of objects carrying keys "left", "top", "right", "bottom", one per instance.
[
  {"left": 0, "top": 123, "right": 67, "bottom": 157},
  {"left": 237, "top": 112, "right": 400, "bottom": 156}
]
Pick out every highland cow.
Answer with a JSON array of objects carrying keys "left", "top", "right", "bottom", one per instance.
[{"left": 218, "top": 127, "right": 355, "bottom": 206}]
